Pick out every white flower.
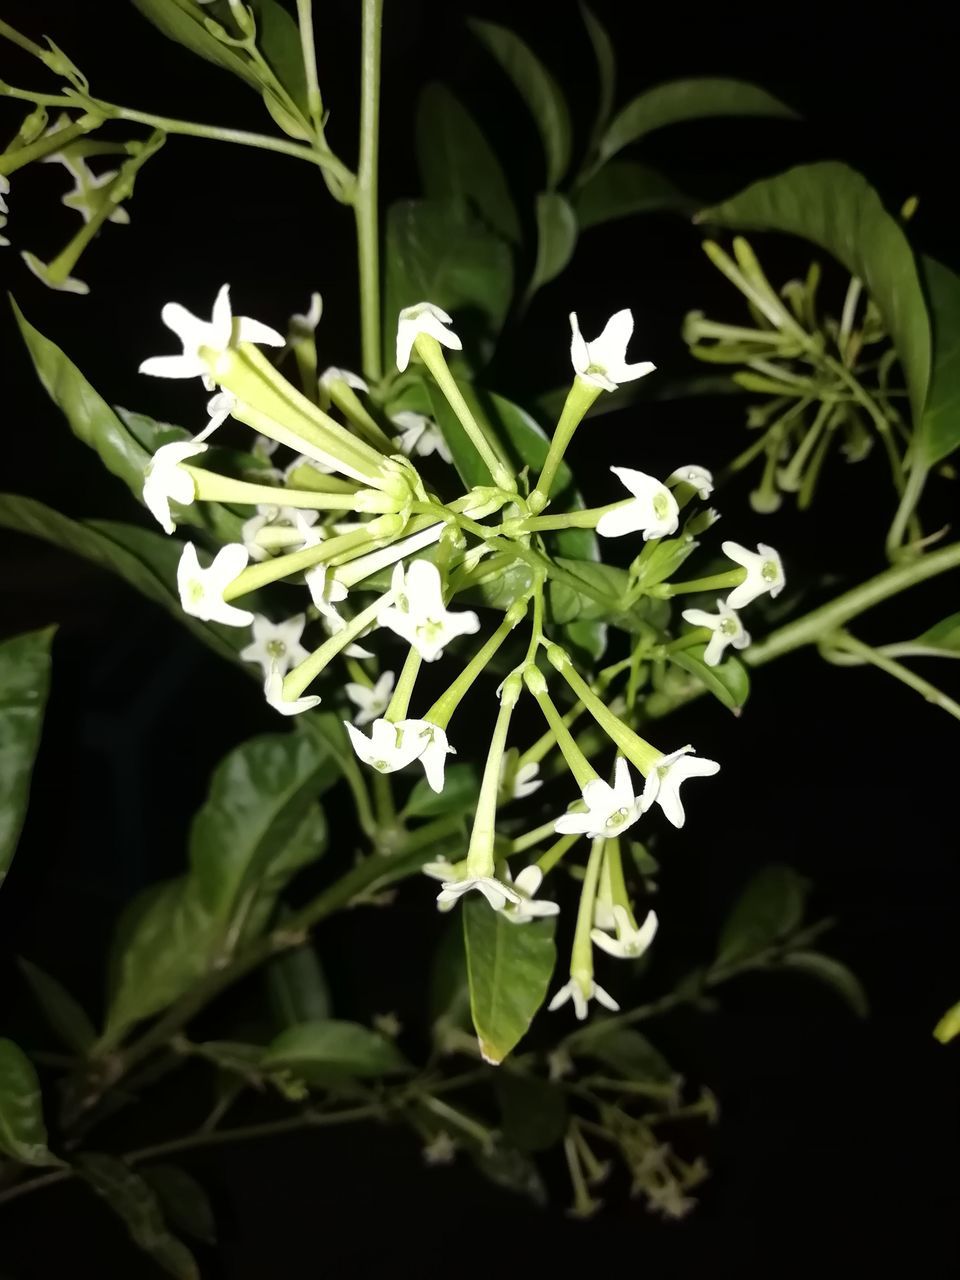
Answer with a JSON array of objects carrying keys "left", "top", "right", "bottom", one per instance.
[
  {"left": 288, "top": 291, "right": 322, "bottom": 340},
  {"left": 319, "top": 604, "right": 374, "bottom": 660},
  {"left": 21, "top": 251, "right": 88, "bottom": 294},
  {"left": 142, "top": 440, "right": 207, "bottom": 535},
  {"left": 422, "top": 858, "right": 461, "bottom": 883},
  {"left": 43, "top": 153, "right": 129, "bottom": 225},
  {"left": 396, "top": 302, "right": 462, "bottom": 373},
  {"left": 264, "top": 665, "right": 321, "bottom": 716},
  {"left": 406, "top": 720, "right": 455, "bottom": 793},
  {"left": 198, "top": 391, "right": 235, "bottom": 442},
  {"left": 554, "top": 757, "right": 646, "bottom": 839},
  {"left": 244, "top": 505, "right": 319, "bottom": 562},
  {"left": 548, "top": 975, "right": 620, "bottom": 1021},
  {"left": 722, "top": 541, "right": 785, "bottom": 609},
  {"left": 240, "top": 613, "right": 309, "bottom": 679},
  {"left": 139, "top": 283, "right": 284, "bottom": 387},
  {"left": 320, "top": 366, "right": 369, "bottom": 394},
  {"left": 305, "top": 564, "right": 348, "bottom": 614},
  {"left": 668, "top": 464, "right": 714, "bottom": 499},
  {"left": 499, "top": 754, "right": 542, "bottom": 801},
  {"left": 391, "top": 411, "right": 453, "bottom": 464},
  {"left": 596, "top": 467, "right": 679, "bottom": 541},
  {"left": 422, "top": 1131, "right": 457, "bottom": 1166},
  {"left": 436, "top": 876, "right": 521, "bottom": 912},
  {"left": 378, "top": 560, "right": 479, "bottom": 662},
  {"left": 569, "top": 309, "right": 656, "bottom": 392},
  {"left": 345, "top": 671, "right": 395, "bottom": 726},
  {"left": 681, "top": 598, "right": 751, "bottom": 667},
  {"left": 591, "top": 906, "right": 659, "bottom": 959},
  {"left": 500, "top": 865, "right": 560, "bottom": 925},
  {"left": 641, "top": 746, "right": 720, "bottom": 829},
  {"left": 344, "top": 717, "right": 428, "bottom": 775},
  {"left": 177, "top": 542, "right": 253, "bottom": 627}
]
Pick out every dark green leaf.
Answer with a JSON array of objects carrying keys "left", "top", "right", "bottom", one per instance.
[
  {"left": 405, "top": 763, "right": 480, "bottom": 819},
  {"left": 698, "top": 162, "right": 931, "bottom": 427},
  {"left": 667, "top": 644, "right": 750, "bottom": 712},
  {"left": 468, "top": 19, "right": 571, "bottom": 189},
  {"left": 115, "top": 407, "right": 190, "bottom": 452},
  {"left": 17, "top": 958, "right": 95, "bottom": 1055},
  {"left": 0, "top": 1040, "right": 60, "bottom": 1167},
  {"left": 262, "top": 1020, "right": 409, "bottom": 1083},
  {"left": 265, "top": 939, "right": 332, "bottom": 1028},
  {"left": 716, "top": 864, "right": 810, "bottom": 966},
  {"left": 579, "top": 2, "right": 616, "bottom": 154},
  {"left": 574, "top": 160, "right": 690, "bottom": 229},
  {"left": 781, "top": 951, "right": 868, "bottom": 1017},
  {"left": 576, "top": 1028, "right": 673, "bottom": 1083},
  {"left": 142, "top": 1165, "right": 217, "bottom": 1246},
  {"left": 470, "top": 1143, "right": 547, "bottom": 1205},
  {"left": 600, "top": 77, "right": 797, "bottom": 164},
  {"left": 416, "top": 83, "right": 520, "bottom": 243},
  {"left": 251, "top": 0, "right": 309, "bottom": 114},
  {"left": 78, "top": 1153, "right": 199, "bottom": 1280},
  {"left": 463, "top": 898, "right": 556, "bottom": 1064},
  {"left": 130, "top": 0, "right": 260, "bottom": 90},
  {"left": 526, "top": 192, "right": 577, "bottom": 301},
  {"left": 917, "top": 257, "right": 960, "bottom": 466},
  {"left": 548, "top": 558, "right": 629, "bottom": 624},
  {"left": 494, "top": 1072, "right": 568, "bottom": 1151},
  {"left": 429, "top": 918, "right": 472, "bottom": 1043},
  {"left": 914, "top": 612, "right": 960, "bottom": 654},
  {"left": 0, "top": 626, "right": 54, "bottom": 886}
]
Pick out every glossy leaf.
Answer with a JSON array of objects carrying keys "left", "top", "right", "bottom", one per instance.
[
  {"left": 494, "top": 1072, "right": 568, "bottom": 1151},
  {"left": 131, "top": 0, "right": 260, "bottom": 90},
  {"left": 17, "top": 958, "right": 95, "bottom": 1055},
  {"left": 698, "top": 162, "right": 931, "bottom": 427},
  {"left": 262, "top": 1020, "right": 410, "bottom": 1083},
  {"left": 0, "top": 626, "right": 55, "bottom": 887},
  {"left": 600, "top": 77, "right": 797, "bottom": 164},
  {"left": 579, "top": 2, "right": 616, "bottom": 153},
  {"left": 575, "top": 160, "right": 690, "bottom": 229},
  {"left": 781, "top": 951, "right": 868, "bottom": 1017},
  {"left": 468, "top": 19, "right": 571, "bottom": 189},
  {"left": 265, "top": 938, "right": 332, "bottom": 1027},
  {"left": 576, "top": 1028, "right": 673, "bottom": 1082},
  {"left": 142, "top": 1165, "right": 217, "bottom": 1246},
  {"left": 0, "top": 1039, "right": 60, "bottom": 1167},
  {"left": 416, "top": 83, "right": 521, "bottom": 243},
  {"left": 716, "top": 864, "right": 810, "bottom": 966},
  {"left": 548, "top": 558, "right": 629, "bottom": 624},
  {"left": 668, "top": 644, "right": 750, "bottom": 712},
  {"left": 463, "top": 898, "right": 556, "bottom": 1064},
  {"left": 917, "top": 257, "right": 960, "bottom": 466},
  {"left": 405, "top": 763, "right": 480, "bottom": 819},
  {"left": 526, "top": 192, "right": 577, "bottom": 301},
  {"left": 78, "top": 1153, "right": 199, "bottom": 1280}
]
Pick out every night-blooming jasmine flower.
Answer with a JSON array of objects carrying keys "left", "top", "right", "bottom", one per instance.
[
  {"left": 143, "top": 440, "right": 208, "bottom": 534},
  {"left": 240, "top": 613, "right": 309, "bottom": 679},
  {"left": 378, "top": 560, "right": 480, "bottom": 662},
  {"left": 569, "top": 309, "right": 656, "bottom": 393},
  {"left": 548, "top": 975, "right": 620, "bottom": 1021},
  {"left": 596, "top": 467, "right": 679, "bottom": 541},
  {"left": 396, "top": 302, "right": 462, "bottom": 373},
  {"left": 402, "top": 720, "right": 455, "bottom": 793},
  {"left": 305, "top": 563, "right": 347, "bottom": 614},
  {"left": 177, "top": 542, "right": 253, "bottom": 627},
  {"left": 198, "top": 391, "right": 236, "bottom": 441},
  {"left": 244, "top": 506, "right": 319, "bottom": 562},
  {"left": 722, "top": 541, "right": 785, "bottom": 609},
  {"left": 139, "top": 283, "right": 284, "bottom": 387},
  {"left": 21, "top": 250, "right": 88, "bottom": 294},
  {"left": 44, "top": 153, "right": 130, "bottom": 225},
  {"left": 680, "top": 598, "right": 751, "bottom": 667},
  {"left": 499, "top": 865, "right": 560, "bottom": 925},
  {"left": 641, "top": 746, "right": 720, "bottom": 829},
  {"left": 345, "top": 671, "right": 395, "bottom": 726},
  {"left": 288, "top": 291, "right": 322, "bottom": 340},
  {"left": 435, "top": 876, "right": 521, "bottom": 912},
  {"left": 264, "top": 665, "right": 321, "bottom": 716},
  {"left": 668, "top": 464, "right": 714, "bottom": 499},
  {"left": 591, "top": 906, "right": 659, "bottom": 959},
  {"left": 391, "top": 411, "right": 453, "bottom": 464},
  {"left": 344, "top": 717, "right": 429, "bottom": 776},
  {"left": 555, "top": 757, "right": 646, "bottom": 840},
  {"left": 319, "top": 606, "right": 374, "bottom": 660},
  {"left": 499, "top": 754, "right": 543, "bottom": 801},
  {"left": 319, "top": 366, "right": 369, "bottom": 395}
]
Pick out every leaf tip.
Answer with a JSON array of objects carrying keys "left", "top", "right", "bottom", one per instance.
[{"left": 479, "top": 1039, "right": 504, "bottom": 1066}]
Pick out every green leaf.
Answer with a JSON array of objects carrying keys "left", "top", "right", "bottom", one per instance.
[
  {"left": 934, "top": 1000, "right": 960, "bottom": 1044},
  {"left": 142, "top": 1165, "right": 217, "bottom": 1246},
  {"left": 579, "top": 2, "right": 616, "bottom": 154},
  {"left": 383, "top": 198, "right": 513, "bottom": 369},
  {"left": 781, "top": 951, "right": 868, "bottom": 1018},
  {"left": 575, "top": 1028, "right": 673, "bottom": 1083},
  {"left": 716, "top": 864, "right": 810, "bottom": 966},
  {"left": 250, "top": 0, "right": 309, "bottom": 114},
  {"left": 430, "top": 919, "right": 472, "bottom": 1045},
  {"left": 405, "top": 763, "right": 480, "bottom": 819},
  {"left": 17, "top": 958, "right": 95, "bottom": 1055},
  {"left": 262, "top": 1020, "right": 410, "bottom": 1083},
  {"left": 526, "top": 192, "right": 577, "bottom": 301},
  {"left": 416, "top": 83, "right": 520, "bottom": 244},
  {"left": 0, "top": 1040, "right": 60, "bottom": 1167},
  {"left": 468, "top": 19, "right": 571, "bottom": 189},
  {"left": 697, "top": 162, "right": 931, "bottom": 428},
  {"left": 78, "top": 1153, "right": 199, "bottom": 1280},
  {"left": 130, "top": 0, "right": 260, "bottom": 90},
  {"left": 0, "top": 626, "right": 55, "bottom": 887},
  {"left": 599, "top": 77, "right": 797, "bottom": 164},
  {"left": 667, "top": 644, "right": 750, "bottom": 712},
  {"left": 265, "top": 938, "right": 332, "bottom": 1028},
  {"left": 470, "top": 1144, "right": 547, "bottom": 1205},
  {"left": 463, "top": 898, "right": 556, "bottom": 1064},
  {"left": 574, "top": 160, "right": 690, "bottom": 229},
  {"left": 917, "top": 257, "right": 960, "bottom": 466},
  {"left": 915, "top": 612, "right": 960, "bottom": 654},
  {"left": 493, "top": 1073, "right": 568, "bottom": 1151}
]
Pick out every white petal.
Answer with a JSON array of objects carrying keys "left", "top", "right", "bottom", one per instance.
[
  {"left": 236, "top": 315, "right": 285, "bottom": 347},
  {"left": 592, "top": 982, "right": 620, "bottom": 1012}
]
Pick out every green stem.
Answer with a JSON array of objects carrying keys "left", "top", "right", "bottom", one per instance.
[
  {"left": 355, "top": 0, "right": 383, "bottom": 381},
  {"left": 465, "top": 679, "right": 521, "bottom": 877},
  {"left": 529, "top": 378, "right": 601, "bottom": 513},
  {"left": 524, "top": 670, "right": 597, "bottom": 790},
  {"left": 886, "top": 460, "right": 929, "bottom": 559},
  {"left": 415, "top": 338, "right": 514, "bottom": 490},
  {"left": 0, "top": 18, "right": 45, "bottom": 58},
  {"left": 546, "top": 646, "right": 660, "bottom": 775},
  {"left": 384, "top": 645, "right": 422, "bottom": 721},
  {"left": 284, "top": 590, "right": 392, "bottom": 699},
  {"left": 295, "top": 0, "right": 324, "bottom": 133},
  {"left": 425, "top": 602, "right": 527, "bottom": 728},
  {"left": 823, "top": 630, "right": 960, "bottom": 723}
]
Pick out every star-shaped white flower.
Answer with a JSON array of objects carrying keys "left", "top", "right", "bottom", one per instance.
[
  {"left": 435, "top": 876, "right": 521, "bottom": 912},
  {"left": 499, "top": 753, "right": 542, "bottom": 801},
  {"left": 21, "top": 250, "right": 88, "bottom": 294},
  {"left": 240, "top": 613, "right": 309, "bottom": 679},
  {"left": 344, "top": 717, "right": 429, "bottom": 775},
  {"left": 377, "top": 560, "right": 480, "bottom": 662},
  {"left": 319, "top": 604, "right": 374, "bottom": 660},
  {"left": 422, "top": 858, "right": 462, "bottom": 883},
  {"left": 569, "top": 309, "right": 656, "bottom": 393},
  {"left": 319, "top": 366, "right": 369, "bottom": 394},
  {"left": 722, "top": 541, "right": 785, "bottom": 610},
  {"left": 391, "top": 411, "right": 453, "bottom": 464},
  {"left": 681, "top": 598, "right": 751, "bottom": 667},
  {"left": 345, "top": 671, "right": 395, "bottom": 726},
  {"left": 139, "top": 284, "right": 284, "bottom": 387},
  {"left": 668, "top": 464, "right": 714, "bottom": 499},
  {"left": 591, "top": 906, "right": 659, "bottom": 959},
  {"left": 396, "top": 302, "right": 462, "bottom": 373},
  {"left": 596, "top": 467, "right": 679, "bottom": 541},
  {"left": 641, "top": 746, "right": 720, "bottom": 829},
  {"left": 244, "top": 505, "right": 320, "bottom": 562},
  {"left": 43, "top": 153, "right": 130, "bottom": 226},
  {"left": 499, "top": 865, "right": 560, "bottom": 925},
  {"left": 554, "top": 757, "right": 646, "bottom": 839},
  {"left": 177, "top": 542, "right": 253, "bottom": 627},
  {"left": 405, "top": 720, "right": 455, "bottom": 793},
  {"left": 143, "top": 440, "right": 207, "bottom": 534},
  {"left": 264, "top": 665, "right": 321, "bottom": 716},
  {"left": 548, "top": 975, "right": 620, "bottom": 1021}
]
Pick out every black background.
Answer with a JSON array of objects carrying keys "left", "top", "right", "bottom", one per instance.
[{"left": 1, "top": 0, "right": 959, "bottom": 1274}]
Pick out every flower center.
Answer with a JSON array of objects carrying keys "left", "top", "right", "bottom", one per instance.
[
  {"left": 372, "top": 759, "right": 390, "bottom": 771},
  {"left": 720, "top": 618, "right": 738, "bottom": 637},
  {"left": 653, "top": 492, "right": 670, "bottom": 520},
  {"left": 267, "top": 639, "right": 287, "bottom": 659},
  {"left": 416, "top": 618, "right": 445, "bottom": 644},
  {"left": 187, "top": 579, "right": 205, "bottom": 605},
  {"left": 761, "top": 559, "right": 779, "bottom": 583},
  {"left": 605, "top": 806, "right": 630, "bottom": 829}
]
